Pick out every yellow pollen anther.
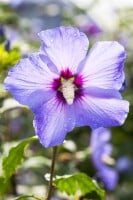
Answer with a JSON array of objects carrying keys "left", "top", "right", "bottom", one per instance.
[
  {"left": 69, "top": 77, "right": 75, "bottom": 82},
  {"left": 61, "top": 77, "right": 65, "bottom": 83}
]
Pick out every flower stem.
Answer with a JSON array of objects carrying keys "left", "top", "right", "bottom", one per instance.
[{"left": 46, "top": 146, "right": 58, "bottom": 200}]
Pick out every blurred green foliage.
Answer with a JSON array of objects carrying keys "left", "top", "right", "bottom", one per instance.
[
  {"left": 0, "top": 45, "right": 21, "bottom": 82},
  {"left": 0, "top": 4, "right": 18, "bottom": 25}
]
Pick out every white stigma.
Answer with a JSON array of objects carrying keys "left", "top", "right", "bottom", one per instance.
[{"left": 61, "top": 79, "right": 75, "bottom": 105}]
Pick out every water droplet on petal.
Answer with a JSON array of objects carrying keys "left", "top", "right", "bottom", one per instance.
[
  {"left": 64, "top": 123, "right": 68, "bottom": 131},
  {"left": 84, "top": 46, "right": 88, "bottom": 51},
  {"left": 68, "top": 117, "right": 71, "bottom": 120}
]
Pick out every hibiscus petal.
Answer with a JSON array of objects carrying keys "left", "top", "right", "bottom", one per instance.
[
  {"left": 98, "top": 166, "right": 118, "bottom": 190},
  {"left": 84, "top": 87, "right": 122, "bottom": 99},
  {"left": 80, "top": 41, "right": 126, "bottom": 90},
  {"left": 75, "top": 90, "right": 129, "bottom": 128},
  {"left": 33, "top": 97, "right": 76, "bottom": 148},
  {"left": 91, "top": 143, "right": 112, "bottom": 170},
  {"left": 38, "top": 26, "right": 89, "bottom": 73},
  {"left": 90, "top": 128, "right": 118, "bottom": 190},
  {"left": 4, "top": 54, "right": 57, "bottom": 110},
  {"left": 90, "top": 128, "right": 111, "bottom": 152}
]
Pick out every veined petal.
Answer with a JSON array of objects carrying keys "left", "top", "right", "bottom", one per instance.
[
  {"left": 84, "top": 87, "right": 122, "bottom": 99},
  {"left": 4, "top": 54, "right": 57, "bottom": 110},
  {"left": 80, "top": 41, "right": 126, "bottom": 90},
  {"left": 33, "top": 97, "right": 76, "bottom": 148},
  {"left": 38, "top": 26, "right": 89, "bottom": 73},
  {"left": 75, "top": 90, "right": 129, "bottom": 128}
]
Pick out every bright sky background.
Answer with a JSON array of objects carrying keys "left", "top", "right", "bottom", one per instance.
[
  {"left": 70, "top": 0, "right": 133, "bottom": 30},
  {"left": 69, "top": 0, "right": 133, "bottom": 9},
  {"left": 1, "top": 0, "right": 133, "bottom": 31}
]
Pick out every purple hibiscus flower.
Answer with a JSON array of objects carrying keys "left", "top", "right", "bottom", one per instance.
[
  {"left": 90, "top": 127, "right": 118, "bottom": 190},
  {"left": 80, "top": 22, "right": 102, "bottom": 38},
  {"left": 4, "top": 26, "right": 129, "bottom": 148}
]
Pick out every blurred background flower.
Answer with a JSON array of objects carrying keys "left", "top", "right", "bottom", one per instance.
[{"left": 90, "top": 128, "right": 118, "bottom": 191}]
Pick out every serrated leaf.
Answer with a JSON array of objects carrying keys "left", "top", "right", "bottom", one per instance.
[
  {"left": 54, "top": 173, "right": 105, "bottom": 200},
  {"left": 2, "top": 136, "right": 38, "bottom": 179},
  {"left": 15, "top": 195, "right": 42, "bottom": 200}
]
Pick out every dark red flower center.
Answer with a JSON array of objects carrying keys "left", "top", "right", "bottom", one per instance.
[{"left": 52, "top": 68, "right": 83, "bottom": 104}]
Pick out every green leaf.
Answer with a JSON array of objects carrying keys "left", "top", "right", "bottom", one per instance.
[
  {"left": 0, "top": 45, "right": 21, "bottom": 68},
  {"left": 0, "top": 44, "right": 21, "bottom": 82},
  {"left": 15, "top": 195, "right": 42, "bottom": 200},
  {"left": 54, "top": 173, "right": 105, "bottom": 200},
  {"left": 2, "top": 136, "right": 38, "bottom": 179},
  {"left": 0, "top": 177, "right": 10, "bottom": 195}
]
